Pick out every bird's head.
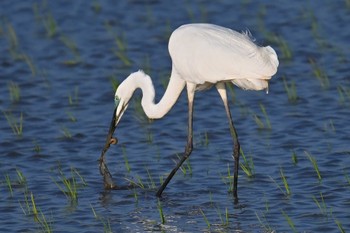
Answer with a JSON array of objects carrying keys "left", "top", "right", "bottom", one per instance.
[{"left": 104, "top": 71, "right": 145, "bottom": 146}]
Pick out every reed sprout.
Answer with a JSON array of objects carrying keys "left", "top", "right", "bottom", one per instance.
[
  {"left": 335, "top": 219, "right": 345, "bottom": 233},
  {"left": 53, "top": 167, "right": 87, "bottom": 203},
  {"left": 60, "top": 126, "right": 72, "bottom": 139},
  {"left": 305, "top": 151, "right": 322, "bottom": 180},
  {"left": 309, "top": 58, "right": 330, "bottom": 89},
  {"left": 283, "top": 77, "right": 298, "bottom": 103},
  {"left": 122, "top": 145, "right": 131, "bottom": 173},
  {"left": 216, "top": 207, "right": 229, "bottom": 227},
  {"left": 105, "top": 24, "right": 131, "bottom": 67},
  {"left": 280, "top": 167, "right": 291, "bottom": 196},
  {"left": 312, "top": 192, "right": 332, "bottom": 217},
  {"left": 146, "top": 167, "right": 156, "bottom": 189},
  {"left": 91, "top": 1, "right": 102, "bottom": 14},
  {"left": 43, "top": 12, "right": 57, "bottom": 37},
  {"left": 199, "top": 208, "right": 211, "bottom": 230},
  {"left": 291, "top": 150, "right": 298, "bottom": 165},
  {"left": 3, "top": 111, "right": 23, "bottom": 136},
  {"left": 19, "top": 192, "right": 53, "bottom": 231},
  {"left": 109, "top": 74, "right": 120, "bottom": 91},
  {"left": 33, "top": 140, "right": 41, "bottom": 153},
  {"left": 91, "top": 204, "right": 113, "bottom": 232},
  {"left": 269, "top": 168, "right": 291, "bottom": 197},
  {"left": 253, "top": 104, "right": 271, "bottom": 130},
  {"left": 221, "top": 163, "right": 234, "bottom": 193},
  {"left": 68, "top": 87, "right": 79, "bottom": 106},
  {"left": 60, "top": 35, "right": 81, "bottom": 65},
  {"left": 178, "top": 154, "right": 192, "bottom": 176},
  {"left": 157, "top": 200, "right": 166, "bottom": 224},
  {"left": 5, "top": 174, "right": 13, "bottom": 197},
  {"left": 23, "top": 54, "right": 38, "bottom": 76},
  {"left": 7, "top": 23, "right": 18, "bottom": 50},
  {"left": 337, "top": 86, "right": 350, "bottom": 106},
  {"left": 263, "top": 32, "right": 292, "bottom": 60},
  {"left": 8, "top": 81, "right": 20, "bottom": 103},
  {"left": 240, "top": 149, "right": 255, "bottom": 177},
  {"left": 66, "top": 111, "right": 77, "bottom": 122},
  {"left": 255, "top": 211, "right": 273, "bottom": 232},
  {"left": 281, "top": 210, "right": 297, "bottom": 232},
  {"left": 16, "top": 168, "right": 27, "bottom": 187}
]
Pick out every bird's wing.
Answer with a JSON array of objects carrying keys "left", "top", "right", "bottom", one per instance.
[{"left": 169, "top": 24, "right": 278, "bottom": 86}]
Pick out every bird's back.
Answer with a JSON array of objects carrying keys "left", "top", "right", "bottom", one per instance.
[{"left": 168, "top": 24, "right": 279, "bottom": 91}]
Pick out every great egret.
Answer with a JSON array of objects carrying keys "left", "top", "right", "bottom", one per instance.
[{"left": 99, "top": 23, "right": 279, "bottom": 203}]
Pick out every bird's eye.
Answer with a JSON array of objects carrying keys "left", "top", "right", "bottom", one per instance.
[{"left": 114, "top": 96, "right": 120, "bottom": 106}]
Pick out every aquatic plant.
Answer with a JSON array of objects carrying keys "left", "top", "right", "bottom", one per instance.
[
  {"left": 337, "top": 86, "right": 350, "bottom": 106},
  {"left": 157, "top": 200, "right": 166, "bottom": 224},
  {"left": 53, "top": 167, "right": 87, "bottom": 203},
  {"left": 269, "top": 168, "right": 291, "bottom": 197},
  {"left": 91, "top": 205, "right": 113, "bottom": 232},
  {"left": 309, "top": 58, "right": 330, "bottom": 89},
  {"left": 3, "top": 111, "right": 23, "bottom": 136},
  {"left": 312, "top": 192, "right": 332, "bottom": 217},
  {"left": 60, "top": 35, "right": 81, "bottom": 65},
  {"left": 7, "top": 23, "right": 18, "bottom": 50},
  {"left": 146, "top": 167, "right": 156, "bottom": 189},
  {"left": 109, "top": 74, "right": 120, "bottom": 91},
  {"left": 305, "top": 151, "right": 322, "bottom": 180},
  {"left": 146, "top": 130, "right": 153, "bottom": 144},
  {"left": 262, "top": 31, "right": 292, "bottom": 60},
  {"left": 323, "top": 119, "right": 336, "bottom": 133},
  {"left": 280, "top": 167, "right": 291, "bottom": 196},
  {"left": 68, "top": 87, "right": 79, "bottom": 106},
  {"left": 199, "top": 208, "right": 211, "bottom": 230},
  {"left": 255, "top": 211, "right": 273, "bottom": 232},
  {"left": 221, "top": 163, "right": 234, "bottom": 193},
  {"left": 8, "top": 81, "right": 20, "bottom": 103},
  {"left": 32, "top": 140, "right": 41, "bottom": 153},
  {"left": 178, "top": 153, "right": 192, "bottom": 176},
  {"left": 23, "top": 54, "right": 37, "bottom": 76},
  {"left": 240, "top": 149, "right": 255, "bottom": 177},
  {"left": 124, "top": 175, "right": 145, "bottom": 189},
  {"left": 104, "top": 25, "right": 131, "bottom": 67},
  {"left": 5, "top": 174, "right": 13, "bottom": 197},
  {"left": 281, "top": 210, "right": 297, "bottom": 232},
  {"left": 283, "top": 77, "right": 298, "bottom": 103},
  {"left": 60, "top": 126, "right": 72, "bottom": 139},
  {"left": 66, "top": 111, "right": 77, "bottom": 122},
  {"left": 335, "top": 219, "right": 345, "bottom": 233},
  {"left": 16, "top": 168, "right": 27, "bottom": 187},
  {"left": 291, "top": 150, "right": 298, "bottom": 165},
  {"left": 122, "top": 145, "right": 131, "bottom": 173},
  {"left": 253, "top": 104, "right": 271, "bottom": 130},
  {"left": 216, "top": 207, "right": 229, "bottom": 227},
  {"left": 19, "top": 192, "right": 53, "bottom": 232},
  {"left": 91, "top": 0, "right": 102, "bottom": 13},
  {"left": 43, "top": 12, "right": 57, "bottom": 37}
]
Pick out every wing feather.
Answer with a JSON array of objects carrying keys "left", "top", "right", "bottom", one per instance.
[{"left": 169, "top": 24, "right": 279, "bottom": 90}]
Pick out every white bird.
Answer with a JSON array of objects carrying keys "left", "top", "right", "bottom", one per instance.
[{"left": 99, "top": 23, "right": 279, "bottom": 203}]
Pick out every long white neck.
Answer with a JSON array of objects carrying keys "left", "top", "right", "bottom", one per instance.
[{"left": 121, "top": 69, "right": 186, "bottom": 119}]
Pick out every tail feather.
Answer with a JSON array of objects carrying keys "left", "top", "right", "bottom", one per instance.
[{"left": 232, "top": 78, "right": 269, "bottom": 91}]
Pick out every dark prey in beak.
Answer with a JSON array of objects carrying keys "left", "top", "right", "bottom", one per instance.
[{"left": 99, "top": 107, "right": 118, "bottom": 189}]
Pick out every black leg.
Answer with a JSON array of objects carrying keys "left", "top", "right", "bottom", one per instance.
[
  {"left": 216, "top": 83, "right": 240, "bottom": 204},
  {"left": 156, "top": 83, "right": 196, "bottom": 197}
]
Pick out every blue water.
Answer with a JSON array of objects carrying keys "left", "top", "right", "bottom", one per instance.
[{"left": 1, "top": 1, "right": 349, "bottom": 232}]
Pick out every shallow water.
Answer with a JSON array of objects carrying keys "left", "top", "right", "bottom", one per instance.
[{"left": 1, "top": 1, "right": 350, "bottom": 232}]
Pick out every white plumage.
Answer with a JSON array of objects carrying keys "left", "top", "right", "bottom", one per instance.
[
  {"left": 169, "top": 23, "right": 278, "bottom": 90},
  {"left": 108, "top": 23, "right": 279, "bottom": 200}
]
